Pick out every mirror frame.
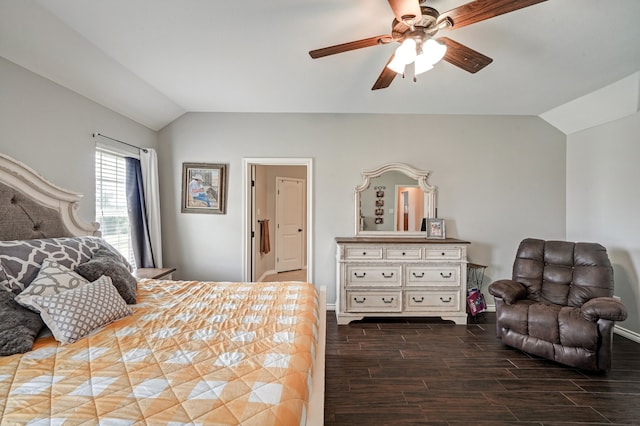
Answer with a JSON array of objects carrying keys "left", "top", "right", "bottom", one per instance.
[{"left": 355, "top": 162, "right": 437, "bottom": 237}]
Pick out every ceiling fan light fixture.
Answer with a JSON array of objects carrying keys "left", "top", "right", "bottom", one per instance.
[
  {"left": 414, "top": 55, "right": 434, "bottom": 76},
  {"left": 387, "top": 55, "right": 406, "bottom": 74},
  {"left": 396, "top": 38, "right": 417, "bottom": 64},
  {"left": 419, "top": 39, "right": 447, "bottom": 66},
  {"left": 387, "top": 38, "right": 417, "bottom": 74}
]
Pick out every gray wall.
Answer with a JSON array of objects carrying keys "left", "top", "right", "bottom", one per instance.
[
  {"left": 158, "top": 112, "right": 567, "bottom": 307},
  {"left": 12, "top": 56, "right": 633, "bottom": 335},
  {"left": 0, "top": 57, "right": 158, "bottom": 220},
  {"left": 567, "top": 110, "right": 640, "bottom": 334}
]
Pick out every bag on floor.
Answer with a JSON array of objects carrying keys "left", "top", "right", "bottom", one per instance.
[{"left": 466, "top": 288, "right": 486, "bottom": 316}]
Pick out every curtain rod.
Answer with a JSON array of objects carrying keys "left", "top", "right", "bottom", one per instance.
[{"left": 93, "top": 132, "right": 148, "bottom": 153}]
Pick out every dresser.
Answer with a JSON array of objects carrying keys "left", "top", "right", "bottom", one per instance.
[{"left": 336, "top": 237, "right": 470, "bottom": 325}]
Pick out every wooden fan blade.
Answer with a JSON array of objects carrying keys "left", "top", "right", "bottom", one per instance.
[
  {"left": 387, "top": 0, "right": 422, "bottom": 24},
  {"left": 439, "top": 37, "right": 493, "bottom": 73},
  {"left": 372, "top": 54, "right": 398, "bottom": 90},
  {"left": 309, "top": 35, "right": 392, "bottom": 59},
  {"left": 438, "top": 0, "right": 547, "bottom": 30}
]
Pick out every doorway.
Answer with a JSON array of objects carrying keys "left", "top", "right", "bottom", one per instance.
[{"left": 242, "top": 158, "right": 313, "bottom": 283}]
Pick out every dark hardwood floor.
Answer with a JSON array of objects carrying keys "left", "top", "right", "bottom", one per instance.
[{"left": 324, "top": 311, "right": 640, "bottom": 425}]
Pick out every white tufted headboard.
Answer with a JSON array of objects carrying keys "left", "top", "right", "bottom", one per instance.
[{"left": 0, "top": 153, "right": 100, "bottom": 240}]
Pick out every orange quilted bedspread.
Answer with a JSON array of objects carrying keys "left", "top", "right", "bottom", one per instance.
[{"left": 0, "top": 280, "right": 320, "bottom": 425}]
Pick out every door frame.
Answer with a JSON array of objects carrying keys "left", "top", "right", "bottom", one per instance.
[{"left": 242, "top": 157, "right": 313, "bottom": 282}]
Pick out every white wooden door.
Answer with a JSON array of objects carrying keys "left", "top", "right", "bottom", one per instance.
[{"left": 275, "top": 177, "right": 304, "bottom": 272}]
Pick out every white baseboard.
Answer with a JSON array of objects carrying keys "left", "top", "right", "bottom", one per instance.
[
  {"left": 614, "top": 325, "right": 640, "bottom": 343},
  {"left": 257, "top": 266, "right": 308, "bottom": 283},
  {"left": 256, "top": 269, "right": 276, "bottom": 283}
]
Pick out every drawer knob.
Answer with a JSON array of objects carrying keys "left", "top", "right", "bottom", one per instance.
[
  {"left": 362, "top": 251, "right": 367, "bottom": 256},
  {"left": 440, "top": 272, "right": 453, "bottom": 279},
  {"left": 354, "top": 272, "right": 366, "bottom": 278},
  {"left": 412, "top": 272, "right": 425, "bottom": 278},
  {"left": 440, "top": 296, "right": 452, "bottom": 303},
  {"left": 441, "top": 252, "right": 446, "bottom": 256},
  {"left": 382, "top": 272, "right": 394, "bottom": 278},
  {"left": 402, "top": 252, "right": 406, "bottom": 256},
  {"left": 412, "top": 296, "right": 424, "bottom": 303},
  {"left": 354, "top": 297, "right": 366, "bottom": 304},
  {"left": 382, "top": 297, "right": 394, "bottom": 304}
]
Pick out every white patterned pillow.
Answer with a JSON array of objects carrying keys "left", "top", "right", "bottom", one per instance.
[
  {"left": 29, "top": 275, "right": 132, "bottom": 344},
  {"left": 15, "top": 259, "right": 89, "bottom": 311}
]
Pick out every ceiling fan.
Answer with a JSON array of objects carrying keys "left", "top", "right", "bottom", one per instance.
[{"left": 309, "top": 0, "right": 548, "bottom": 90}]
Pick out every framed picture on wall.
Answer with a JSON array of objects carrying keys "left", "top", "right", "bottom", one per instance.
[
  {"left": 426, "top": 218, "right": 446, "bottom": 239},
  {"left": 181, "top": 162, "right": 228, "bottom": 214}
]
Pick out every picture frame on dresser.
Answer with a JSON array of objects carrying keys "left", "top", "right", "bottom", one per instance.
[
  {"left": 426, "top": 218, "right": 445, "bottom": 239},
  {"left": 181, "top": 162, "right": 228, "bottom": 214}
]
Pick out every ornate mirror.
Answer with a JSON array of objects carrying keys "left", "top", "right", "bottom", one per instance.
[{"left": 355, "top": 163, "right": 436, "bottom": 236}]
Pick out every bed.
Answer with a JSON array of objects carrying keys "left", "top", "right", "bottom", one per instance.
[{"left": 0, "top": 153, "right": 326, "bottom": 425}]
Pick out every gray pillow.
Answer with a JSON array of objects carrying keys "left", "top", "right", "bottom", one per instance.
[
  {"left": 0, "top": 236, "right": 103, "bottom": 294},
  {"left": 0, "top": 289, "right": 44, "bottom": 355},
  {"left": 75, "top": 248, "right": 137, "bottom": 304}
]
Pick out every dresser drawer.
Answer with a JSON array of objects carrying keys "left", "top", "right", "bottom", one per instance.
[
  {"left": 425, "top": 247, "right": 463, "bottom": 260},
  {"left": 346, "top": 266, "right": 402, "bottom": 287},
  {"left": 346, "top": 291, "right": 402, "bottom": 312},
  {"left": 405, "top": 291, "right": 460, "bottom": 311},
  {"left": 386, "top": 247, "right": 422, "bottom": 260},
  {"left": 406, "top": 266, "right": 460, "bottom": 286},
  {"left": 344, "top": 246, "right": 383, "bottom": 260}
]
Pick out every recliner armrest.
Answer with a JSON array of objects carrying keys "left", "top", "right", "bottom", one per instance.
[
  {"left": 488, "top": 279, "right": 527, "bottom": 305},
  {"left": 581, "top": 297, "right": 628, "bottom": 322}
]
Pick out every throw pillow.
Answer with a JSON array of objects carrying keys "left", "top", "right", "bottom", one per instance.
[
  {"left": 0, "top": 236, "right": 104, "bottom": 294},
  {"left": 15, "top": 258, "right": 89, "bottom": 311},
  {"left": 95, "top": 241, "right": 134, "bottom": 272},
  {"left": 29, "top": 275, "right": 132, "bottom": 345},
  {"left": 75, "top": 248, "right": 137, "bottom": 304},
  {"left": 0, "top": 289, "right": 45, "bottom": 355}
]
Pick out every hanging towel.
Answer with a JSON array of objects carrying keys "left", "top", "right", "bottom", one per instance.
[{"left": 260, "top": 220, "right": 271, "bottom": 254}]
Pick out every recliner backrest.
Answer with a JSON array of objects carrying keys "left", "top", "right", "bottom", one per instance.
[{"left": 512, "top": 238, "right": 614, "bottom": 307}]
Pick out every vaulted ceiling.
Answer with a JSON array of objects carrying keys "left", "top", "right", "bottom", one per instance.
[{"left": 2, "top": 0, "right": 639, "bottom": 130}]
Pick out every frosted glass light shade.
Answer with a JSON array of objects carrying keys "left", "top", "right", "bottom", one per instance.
[
  {"left": 387, "top": 55, "right": 406, "bottom": 74},
  {"left": 414, "top": 55, "right": 434, "bottom": 75},
  {"left": 395, "top": 38, "right": 417, "bottom": 64},
  {"left": 387, "top": 38, "right": 418, "bottom": 74},
  {"left": 420, "top": 39, "right": 447, "bottom": 64},
  {"left": 386, "top": 38, "right": 447, "bottom": 77}
]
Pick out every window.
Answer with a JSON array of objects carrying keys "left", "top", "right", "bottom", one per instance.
[{"left": 95, "top": 148, "right": 136, "bottom": 267}]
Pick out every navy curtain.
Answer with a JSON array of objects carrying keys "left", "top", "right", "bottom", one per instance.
[{"left": 125, "top": 157, "right": 155, "bottom": 268}]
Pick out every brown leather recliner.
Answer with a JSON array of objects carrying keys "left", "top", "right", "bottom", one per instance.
[{"left": 488, "top": 238, "right": 628, "bottom": 371}]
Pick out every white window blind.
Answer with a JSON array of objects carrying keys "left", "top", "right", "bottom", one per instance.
[{"left": 95, "top": 148, "right": 136, "bottom": 267}]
